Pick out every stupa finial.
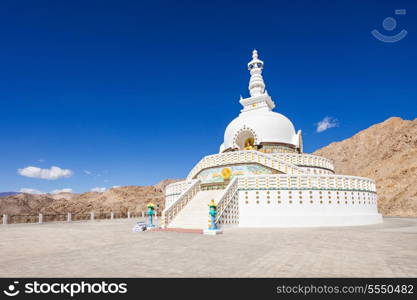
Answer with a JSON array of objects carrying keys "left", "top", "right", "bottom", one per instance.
[{"left": 247, "top": 49, "right": 265, "bottom": 97}]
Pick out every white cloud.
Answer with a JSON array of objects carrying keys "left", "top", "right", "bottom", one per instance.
[
  {"left": 90, "top": 187, "right": 106, "bottom": 193},
  {"left": 83, "top": 170, "right": 92, "bottom": 175},
  {"left": 18, "top": 166, "right": 73, "bottom": 180},
  {"left": 50, "top": 188, "right": 73, "bottom": 194},
  {"left": 112, "top": 185, "right": 120, "bottom": 189},
  {"left": 316, "top": 116, "right": 338, "bottom": 133},
  {"left": 38, "top": 159, "right": 45, "bottom": 163},
  {"left": 19, "top": 187, "right": 74, "bottom": 195},
  {"left": 19, "top": 188, "right": 44, "bottom": 194}
]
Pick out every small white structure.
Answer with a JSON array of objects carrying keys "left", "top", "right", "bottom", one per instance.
[{"left": 161, "top": 50, "right": 382, "bottom": 229}]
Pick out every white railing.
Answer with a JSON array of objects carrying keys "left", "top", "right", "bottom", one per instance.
[
  {"left": 270, "top": 153, "right": 334, "bottom": 172},
  {"left": 215, "top": 177, "right": 239, "bottom": 226},
  {"left": 165, "top": 180, "right": 194, "bottom": 196},
  {"left": 165, "top": 180, "right": 195, "bottom": 207},
  {"left": 237, "top": 174, "right": 376, "bottom": 192},
  {"left": 161, "top": 179, "right": 201, "bottom": 228},
  {"left": 187, "top": 151, "right": 305, "bottom": 180},
  {"left": 2, "top": 211, "right": 147, "bottom": 225}
]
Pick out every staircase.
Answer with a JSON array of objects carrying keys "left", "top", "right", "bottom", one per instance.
[{"left": 167, "top": 189, "right": 224, "bottom": 229}]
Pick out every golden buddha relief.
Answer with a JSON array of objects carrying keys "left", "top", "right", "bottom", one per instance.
[{"left": 244, "top": 137, "right": 255, "bottom": 150}]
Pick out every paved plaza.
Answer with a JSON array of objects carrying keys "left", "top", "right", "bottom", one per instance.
[{"left": 0, "top": 217, "right": 416, "bottom": 277}]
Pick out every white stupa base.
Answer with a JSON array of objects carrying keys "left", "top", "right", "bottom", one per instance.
[
  {"left": 238, "top": 214, "right": 383, "bottom": 228},
  {"left": 203, "top": 229, "right": 223, "bottom": 235}
]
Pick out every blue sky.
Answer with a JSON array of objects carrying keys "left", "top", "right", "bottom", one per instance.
[{"left": 1, "top": 0, "right": 416, "bottom": 193}]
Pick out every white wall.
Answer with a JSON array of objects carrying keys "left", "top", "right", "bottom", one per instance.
[{"left": 238, "top": 189, "right": 381, "bottom": 227}]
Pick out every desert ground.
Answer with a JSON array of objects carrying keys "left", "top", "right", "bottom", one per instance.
[{"left": 0, "top": 217, "right": 416, "bottom": 277}]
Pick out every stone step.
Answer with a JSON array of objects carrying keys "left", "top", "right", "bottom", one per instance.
[{"left": 167, "top": 189, "right": 224, "bottom": 229}]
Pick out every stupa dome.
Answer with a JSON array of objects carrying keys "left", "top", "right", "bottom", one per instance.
[{"left": 223, "top": 110, "right": 297, "bottom": 151}]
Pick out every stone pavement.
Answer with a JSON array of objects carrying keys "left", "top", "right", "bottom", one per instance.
[{"left": 0, "top": 217, "right": 416, "bottom": 277}]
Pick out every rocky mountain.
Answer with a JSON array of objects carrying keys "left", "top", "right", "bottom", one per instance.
[
  {"left": 313, "top": 117, "right": 417, "bottom": 216},
  {"left": 0, "top": 193, "right": 55, "bottom": 215},
  {"left": 0, "top": 179, "right": 182, "bottom": 216}
]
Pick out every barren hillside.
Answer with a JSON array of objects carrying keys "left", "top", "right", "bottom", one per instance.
[
  {"left": 313, "top": 117, "right": 417, "bottom": 216},
  {"left": 0, "top": 179, "right": 182, "bottom": 215}
]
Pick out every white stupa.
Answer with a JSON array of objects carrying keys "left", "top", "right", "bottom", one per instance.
[{"left": 162, "top": 50, "right": 382, "bottom": 229}]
